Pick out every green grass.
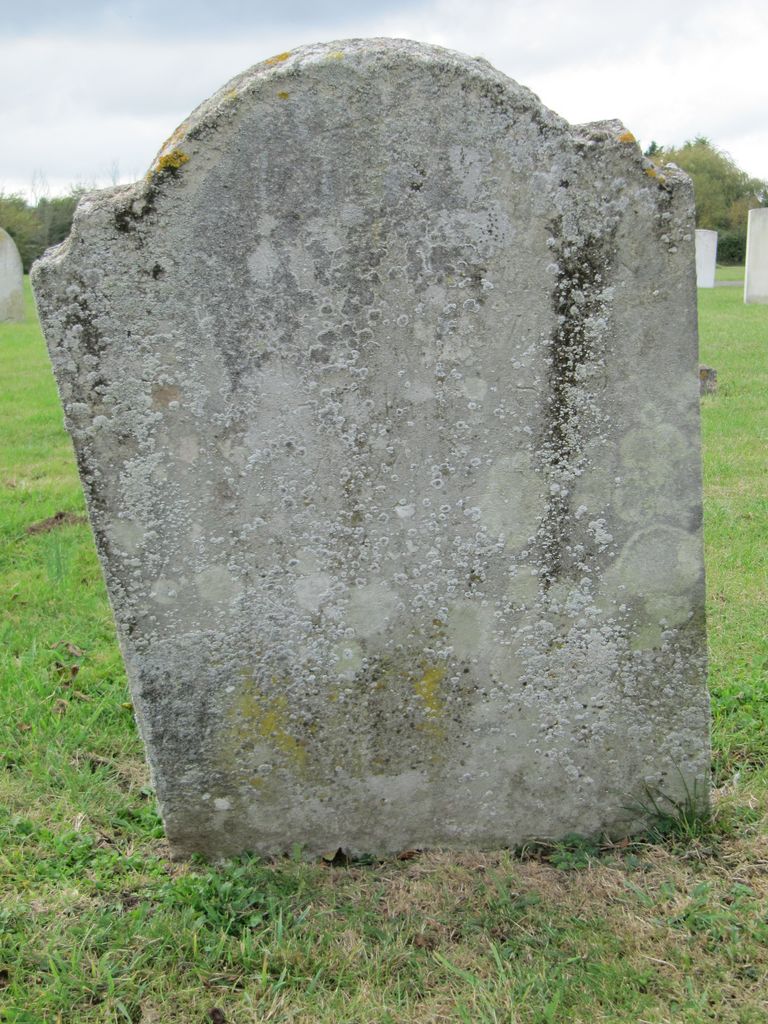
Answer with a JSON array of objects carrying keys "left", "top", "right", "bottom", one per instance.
[
  {"left": 697, "top": 285, "right": 768, "bottom": 785},
  {"left": 715, "top": 264, "right": 745, "bottom": 282},
  {"left": 1, "top": 279, "right": 767, "bottom": 1023}
]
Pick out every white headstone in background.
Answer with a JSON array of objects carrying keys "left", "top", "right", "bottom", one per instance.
[
  {"left": 694, "top": 229, "right": 717, "bottom": 288},
  {"left": 0, "top": 228, "right": 24, "bottom": 323},
  {"left": 32, "top": 39, "right": 710, "bottom": 859},
  {"left": 744, "top": 208, "right": 768, "bottom": 304}
]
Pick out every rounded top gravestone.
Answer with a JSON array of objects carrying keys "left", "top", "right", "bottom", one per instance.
[
  {"left": 745, "top": 207, "right": 768, "bottom": 304},
  {"left": 32, "top": 39, "right": 709, "bottom": 859},
  {"left": 0, "top": 227, "right": 25, "bottom": 323},
  {"left": 694, "top": 229, "right": 717, "bottom": 289}
]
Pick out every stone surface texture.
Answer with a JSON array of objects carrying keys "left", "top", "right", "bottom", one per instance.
[
  {"left": 32, "top": 39, "right": 709, "bottom": 859},
  {"left": 694, "top": 229, "right": 717, "bottom": 289},
  {"left": 0, "top": 227, "right": 25, "bottom": 322},
  {"left": 744, "top": 207, "right": 768, "bottom": 304}
]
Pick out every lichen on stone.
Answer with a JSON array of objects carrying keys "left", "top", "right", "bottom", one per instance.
[
  {"left": 154, "top": 149, "right": 190, "bottom": 175},
  {"left": 265, "top": 51, "right": 292, "bottom": 66}
]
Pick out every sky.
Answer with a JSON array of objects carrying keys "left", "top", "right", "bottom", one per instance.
[{"left": 1, "top": 0, "right": 766, "bottom": 198}]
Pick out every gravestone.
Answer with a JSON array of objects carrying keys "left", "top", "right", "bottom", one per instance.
[
  {"left": 694, "top": 229, "right": 717, "bottom": 288},
  {"left": 744, "top": 207, "right": 768, "bottom": 304},
  {"left": 32, "top": 39, "right": 709, "bottom": 859},
  {"left": 0, "top": 228, "right": 25, "bottom": 322}
]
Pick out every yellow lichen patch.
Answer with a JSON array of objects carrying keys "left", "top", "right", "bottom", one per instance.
[
  {"left": 415, "top": 665, "right": 445, "bottom": 716},
  {"left": 232, "top": 683, "right": 308, "bottom": 771},
  {"left": 326, "top": 50, "right": 345, "bottom": 61},
  {"left": 266, "top": 51, "right": 291, "bottom": 66},
  {"left": 644, "top": 165, "right": 667, "bottom": 185},
  {"left": 224, "top": 88, "right": 239, "bottom": 104},
  {"left": 155, "top": 149, "right": 189, "bottom": 175},
  {"left": 257, "top": 699, "right": 307, "bottom": 768},
  {"left": 617, "top": 130, "right": 636, "bottom": 144},
  {"left": 277, "top": 91, "right": 290, "bottom": 100},
  {"left": 417, "top": 663, "right": 448, "bottom": 737}
]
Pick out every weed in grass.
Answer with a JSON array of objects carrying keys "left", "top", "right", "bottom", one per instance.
[
  {"left": 545, "top": 833, "right": 603, "bottom": 871},
  {"left": 517, "top": 833, "right": 604, "bottom": 871},
  {"left": 631, "top": 773, "right": 714, "bottom": 846},
  {"left": 159, "top": 856, "right": 309, "bottom": 938}
]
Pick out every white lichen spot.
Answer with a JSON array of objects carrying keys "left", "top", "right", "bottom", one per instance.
[
  {"left": 150, "top": 576, "right": 180, "bottom": 606},
  {"left": 587, "top": 519, "right": 613, "bottom": 546},
  {"left": 447, "top": 600, "right": 493, "bottom": 658},
  {"left": 330, "top": 639, "right": 364, "bottom": 680},
  {"left": 177, "top": 435, "right": 199, "bottom": 465},
  {"left": 346, "top": 582, "right": 399, "bottom": 638},
  {"left": 505, "top": 568, "right": 541, "bottom": 605},
  {"left": 247, "top": 239, "right": 278, "bottom": 282},
  {"left": 108, "top": 519, "right": 146, "bottom": 554},
  {"left": 196, "top": 566, "right": 244, "bottom": 606},
  {"left": 294, "top": 573, "right": 333, "bottom": 612},
  {"left": 461, "top": 376, "right": 488, "bottom": 401},
  {"left": 605, "top": 526, "right": 702, "bottom": 634}
]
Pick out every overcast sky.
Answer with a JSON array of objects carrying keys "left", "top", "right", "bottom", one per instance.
[{"left": 2, "top": 0, "right": 766, "bottom": 198}]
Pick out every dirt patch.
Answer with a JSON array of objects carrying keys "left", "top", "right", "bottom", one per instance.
[{"left": 26, "top": 510, "right": 87, "bottom": 534}]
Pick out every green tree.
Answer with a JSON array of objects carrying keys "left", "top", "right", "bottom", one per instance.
[
  {"left": 655, "top": 137, "right": 767, "bottom": 263},
  {"left": 0, "top": 188, "right": 85, "bottom": 272},
  {"left": 0, "top": 193, "right": 43, "bottom": 271},
  {"left": 35, "top": 191, "right": 85, "bottom": 251}
]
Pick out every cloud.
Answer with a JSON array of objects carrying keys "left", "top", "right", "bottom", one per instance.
[
  {"left": 1, "top": 0, "right": 765, "bottom": 196},
  {"left": 375, "top": 0, "right": 768, "bottom": 175},
  {"left": 7, "top": 0, "right": 414, "bottom": 37},
  {"left": 0, "top": 31, "right": 335, "bottom": 193}
]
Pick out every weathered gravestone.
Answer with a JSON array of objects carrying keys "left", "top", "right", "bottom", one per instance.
[
  {"left": 32, "top": 39, "right": 709, "bottom": 858},
  {"left": 744, "top": 207, "right": 768, "bottom": 304},
  {"left": 694, "top": 229, "right": 717, "bottom": 289},
  {"left": 0, "top": 227, "right": 25, "bottom": 323}
]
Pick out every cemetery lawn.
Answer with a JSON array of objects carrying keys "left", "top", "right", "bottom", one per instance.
[
  {"left": 1, "top": 278, "right": 767, "bottom": 1024},
  {"left": 715, "top": 264, "right": 745, "bottom": 282}
]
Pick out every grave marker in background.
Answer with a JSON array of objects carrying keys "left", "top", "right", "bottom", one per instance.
[
  {"left": 744, "top": 208, "right": 768, "bottom": 304},
  {"left": 695, "top": 229, "right": 717, "bottom": 288},
  {"left": 0, "top": 228, "right": 24, "bottom": 322},
  {"left": 32, "top": 39, "right": 710, "bottom": 858}
]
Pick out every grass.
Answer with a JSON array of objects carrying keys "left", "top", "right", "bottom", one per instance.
[
  {"left": 715, "top": 264, "right": 745, "bottom": 282},
  {"left": 1, "top": 278, "right": 767, "bottom": 1023},
  {"left": 697, "top": 282, "right": 768, "bottom": 786}
]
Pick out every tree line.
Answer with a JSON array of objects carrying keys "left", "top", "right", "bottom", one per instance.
[
  {"left": 647, "top": 137, "right": 766, "bottom": 262},
  {"left": 0, "top": 189, "right": 84, "bottom": 273},
  {"left": 1, "top": 138, "right": 765, "bottom": 271}
]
